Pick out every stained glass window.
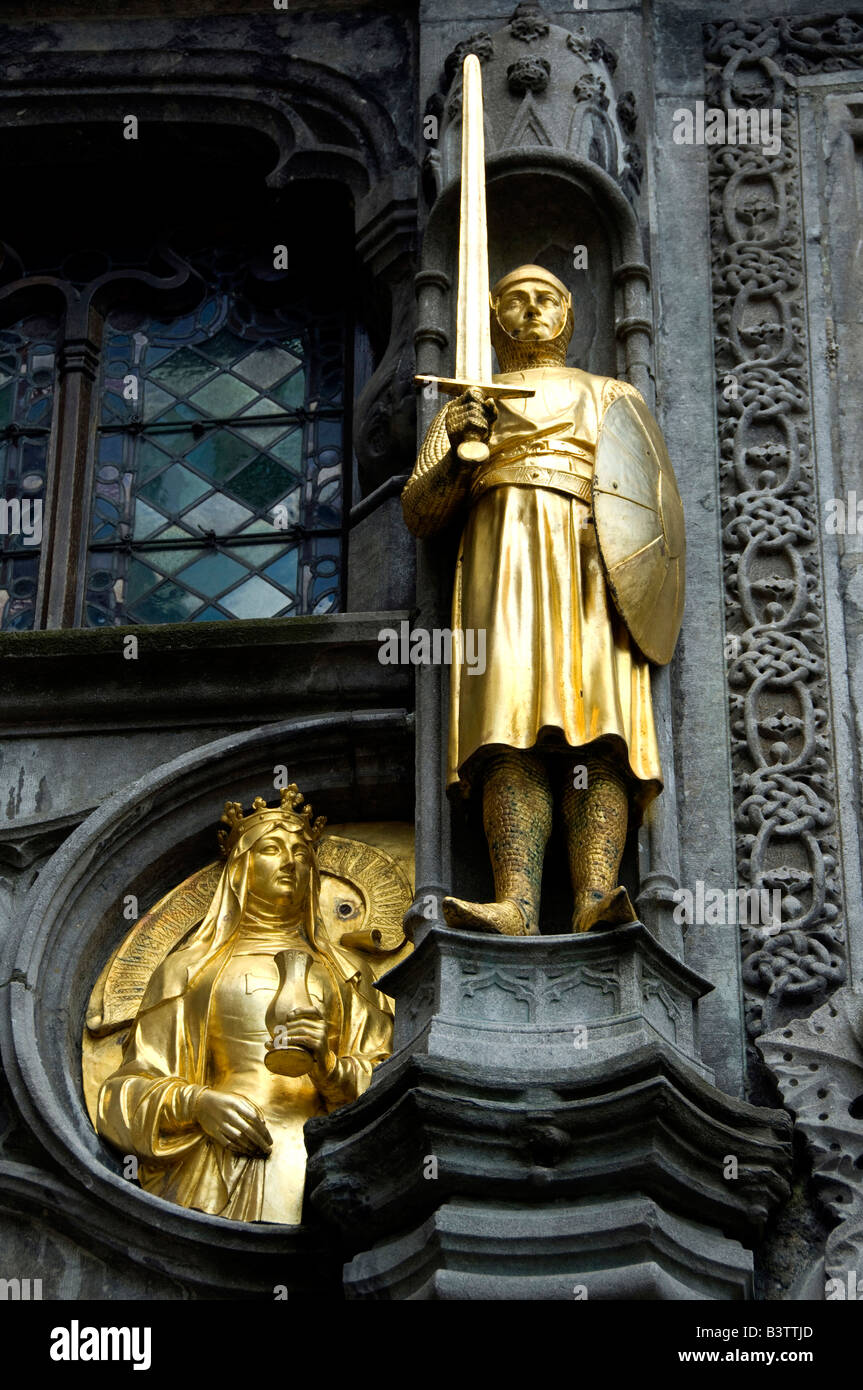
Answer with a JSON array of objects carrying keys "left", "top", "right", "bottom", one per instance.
[
  {"left": 0, "top": 315, "right": 59, "bottom": 630},
  {"left": 84, "top": 289, "right": 346, "bottom": 626}
]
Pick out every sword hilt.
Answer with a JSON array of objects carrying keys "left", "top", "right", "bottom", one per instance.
[
  {"left": 415, "top": 374, "right": 534, "bottom": 466},
  {"left": 414, "top": 374, "right": 535, "bottom": 401},
  {"left": 457, "top": 429, "right": 490, "bottom": 464}
]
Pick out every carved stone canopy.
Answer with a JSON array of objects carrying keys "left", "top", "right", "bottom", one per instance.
[{"left": 432, "top": 1, "right": 641, "bottom": 201}]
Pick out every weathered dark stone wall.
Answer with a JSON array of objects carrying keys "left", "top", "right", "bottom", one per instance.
[{"left": 0, "top": 0, "right": 860, "bottom": 1302}]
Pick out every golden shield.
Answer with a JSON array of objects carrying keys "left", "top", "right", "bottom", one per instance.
[{"left": 592, "top": 393, "right": 686, "bottom": 666}]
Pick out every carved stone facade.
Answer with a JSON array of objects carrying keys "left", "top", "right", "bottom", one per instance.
[
  {"left": 705, "top": 20, "right": 849, "bottom": 1042},
  {"left": 0, "top": 0, "right": 860, "bottom": 1308},
  {"left": 427, "top": 5, "right": 643, "bottom": 206}
]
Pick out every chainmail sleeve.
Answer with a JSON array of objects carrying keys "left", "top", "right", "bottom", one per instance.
[
  {"left": 600, "top": 378, "right": 646, "bottom": 414},
  {"left": 401, "top": 404, "right": 473, "bottom": 538}
]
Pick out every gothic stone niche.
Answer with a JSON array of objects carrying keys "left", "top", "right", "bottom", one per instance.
[
  {"left": 426, "top": 165, "right": 616, "bottom": 382},
  {"left": 0, "top": 711, "right": 413, "bottom": 1291},
  {"left": 82, "top": 817, "right": 413, "bottom": 1227},
  {"left": 429, "top": 2, "right": 641, "bottom": 206}
]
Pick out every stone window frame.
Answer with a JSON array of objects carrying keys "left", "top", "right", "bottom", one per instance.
[{"left": 0, "top": 222, "right": 357, "bottom": 633}]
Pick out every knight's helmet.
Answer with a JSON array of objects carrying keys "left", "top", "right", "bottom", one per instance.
[{"left": 490, "top": 264, "right": 574, "bottom": 372}]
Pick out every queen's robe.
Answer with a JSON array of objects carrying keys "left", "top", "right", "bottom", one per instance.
[{"left": 97, "top": 918, "right": 391, "bottom": 1224}]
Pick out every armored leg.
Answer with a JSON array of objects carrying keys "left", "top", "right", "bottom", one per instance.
[
  {"left": 561, "top": 751, "right": 638, "bottom": 934},
  {"left": 443, "top": 749, "right": 552, "bottom": 936}
]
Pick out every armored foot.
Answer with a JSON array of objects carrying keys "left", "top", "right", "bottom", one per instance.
[
  {"left": 572, "top": 884, "right": 638, "bottom": 934},
  {"left": 442, "top": 896, "right": 533, "bottom": 937}
]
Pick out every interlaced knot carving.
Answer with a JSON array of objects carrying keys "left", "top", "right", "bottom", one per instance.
[{"left": 705, "top": 18, "right": 849, "bottom": 1036}]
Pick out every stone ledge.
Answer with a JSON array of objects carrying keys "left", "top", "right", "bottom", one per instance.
[
  {"left": 305, "top": 1041, "right": 792, "bottom": 1249},
  {"left": 0, "top": 612, "right": 413, "bottom": 729},
  {"left": 383, "top": 921, "right": 713, "bottom": 1076},
  {"left": 344, "top": 1195, "right": 753, "bottom": 1301},
  {"left": 0, "top": 1158, "right": 341, "bottom": 1298}
]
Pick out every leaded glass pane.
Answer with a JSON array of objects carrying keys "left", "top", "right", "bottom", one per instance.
[
  {"left": 85, "top": 287, "right": 346, "bottom": 626},
  {"left": 0, "top": 316, "right": 59, "bottom": 629}
]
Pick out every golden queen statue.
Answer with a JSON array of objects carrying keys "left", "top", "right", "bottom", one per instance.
[
  {"left": 91, "top": 787, "right": 405, "bottom": 1224},
  {"left": 404, "top": 57, "right": 684, "bottom": 939}
]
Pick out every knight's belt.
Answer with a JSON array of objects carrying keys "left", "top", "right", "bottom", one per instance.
[{"left": 470, "top": 440, "right": 594, "bottom": 506}]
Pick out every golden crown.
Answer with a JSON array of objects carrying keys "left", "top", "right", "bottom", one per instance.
[{"left": 217, "top": 783, "right": 327, "bottom": 859}]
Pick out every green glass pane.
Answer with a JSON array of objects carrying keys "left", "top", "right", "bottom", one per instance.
[
  {"left": 234, "top": 345, "right": 300, "bottom": 390},
  {"left": 269, "top": 430, "right": 302, "bottom": 474},
  {"left": 183, "top": 494, "right": 253, "bottom": 533},
  {"left": 129, "top": 581, "right": 202, "bottom": 624},
  {"left": 139, "top": 463, "right": 211, "bottom": 513},
  {"left": 194, "top": 605, "right": 231, "bottom": 621},
  {"left": 272, "top": 372, "right": 305, "bottom": 410},
  {"left": 189, "top": 374, "right": 257, "bottom": 417},
  {"left": 229, "top": 540, "right": 287, "bottom": 567},
  {"left": 133, "top": 498, "right": 168, "bottom": 539},
  {"left": 144, "top": 544, "right": 202, "bottom": 576},
  {"left": 150, "top": 427, "right": 194, "bottom": 459},
  {"left": 155, "top": 403, "right": 204, "bottom": 425},
  {"left": 221, "top": 574, "right": 289, "bottom": 619},
  {"left": 149, "top": 347, "right": 215, "bottom": 395},
  {"left": 200, "top": 327, "right": 250, "bottom": 367},
  {"left": 228, "top": 455, "right": 290, "bottom": 510},
  {"left": 185, "top": 432, "right": 254, "bottom": 484},
  {"left": 234, "top": 422, "right": 290, "bottom": 448},
  {"left": 264, "top": 547, "right": 299, "bottom": 594},
  {"left": 175, "top": 551, "right": 248, "bottom": 596},
  {"left": 0, "top": 381, "right": 14, "bottom": 430},
  {"left": 142, "top": 383, "right": 176, "bottom": 421},
  {"left": 137, "top": 438, "right": 172, "bottom": 484},
  {"left": 125, "top": 558, "right": 162, "bottom": 604},
  {"left": 239, "top": 398, "right": 282, "bottom": 417},
  {"left": 157, "top": 523, "right": 196, "bottom": 540}
]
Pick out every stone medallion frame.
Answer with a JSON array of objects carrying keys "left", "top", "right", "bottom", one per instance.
[{"left": 0, "top": 708, "right": 411, "bottom": 1295}]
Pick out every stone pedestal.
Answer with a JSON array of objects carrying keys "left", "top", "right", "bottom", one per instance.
[
  {"left": 304, "top": 925, "right": 793, "bottom": 1300},
  {"left": 343, "top": 1197, "right": 752, "bottom": 1301}
]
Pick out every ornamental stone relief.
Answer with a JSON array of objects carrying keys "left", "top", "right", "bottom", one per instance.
[{"left": 704, "top": 17, "right": 853, "bottom": 1042}]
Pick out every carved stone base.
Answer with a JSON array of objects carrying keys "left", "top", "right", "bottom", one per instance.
[
  {"left": 387, "top": 921, "right": 715, "bottom": 1079},
  {"left": 344, "top": 1196, "right": 753, "bottom": 1301},
  {"left": 305, "top": 926, "right": 793, "bottom": 1300}
]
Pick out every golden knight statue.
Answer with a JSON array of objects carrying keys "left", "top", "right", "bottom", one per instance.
[
  {"left": 87, "top": 787, "right": 410, "bottom": 1224},
  {"left": 403, "top": 57, "right": 684, "bottom": 939}
]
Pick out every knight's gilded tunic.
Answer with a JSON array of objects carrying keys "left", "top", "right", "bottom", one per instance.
[{"left": 402, "top": 365, "right": 662, "bottom": 813}]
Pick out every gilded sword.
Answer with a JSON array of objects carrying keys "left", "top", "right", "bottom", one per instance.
[{"left": 415, "top": 53, "right": 534, "bottom": 463}]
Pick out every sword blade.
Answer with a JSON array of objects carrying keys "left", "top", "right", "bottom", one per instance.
[{"left": 455, "top": 54, "right": 492, "bottom": 386}]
